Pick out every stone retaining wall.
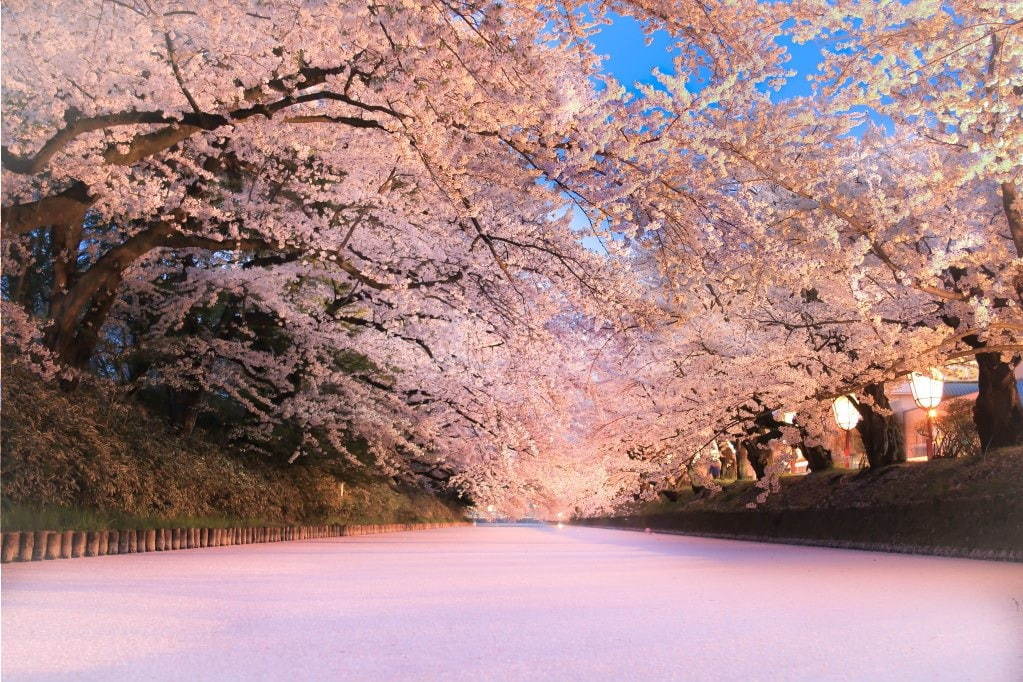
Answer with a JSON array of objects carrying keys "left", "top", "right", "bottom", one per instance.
[
  {"left": 574, "top": 496, "right": 1023, "bottom": 562},
  {"left": 1, "top": 522, "right": 468, "bottom": 563}
]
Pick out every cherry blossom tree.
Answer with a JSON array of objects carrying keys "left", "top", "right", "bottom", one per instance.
[
  {"left": 0, "top": 0, "right": 649, "bottom": 496},
  {"left": 605, "top": 0, "right": 1023, "bottom": 485},
  {"left": 4, "top": 0, "right": 1021, "bottom": 515},
  {"left": 783, "top": 0, "right": 1023, "bottom": 449}
]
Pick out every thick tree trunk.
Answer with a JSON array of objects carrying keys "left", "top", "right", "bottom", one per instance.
[
  {"left": 742, "top": 442, "right": 772, "bottom": 480},
  {"left": 1001, "top": 182, "right": 1023, "bottom": 260},
  {"left": 171, "top": 389, "right": 205, "bottom": 437},
  {"left": 735, "top": 445, "right": 751, "bottom": 480},
  {"left": 801, "top": 445, "right": 833, "bottom": 473},
  {"left": 719, "top": 445, "right": 737, "bottom": 479},
  {"left": 972, "top": 350, "right": 1023, "bottom": 451},
  {"left": 854, "top": 382, "right": 905, "bottom": 468},
  {"left": 40, "top": 221, "right": 272, "bottom": 369},
  {"left": 44, "top": 222, "right": 177, "bottom": 366}
]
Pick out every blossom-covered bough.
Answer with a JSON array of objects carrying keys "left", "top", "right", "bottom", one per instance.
[
  {"left": 0, "top": 0, "right": 646, "bottom": 506},
  {"left": 592, "top": 0, "right": 1023, "bottom": 496},
  {"left": 2, "top": 0, "right": 1021, "bottom": 516}
]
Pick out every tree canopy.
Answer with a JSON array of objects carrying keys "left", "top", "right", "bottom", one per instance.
[{"left": 3, "top": 0, "right": 1021, "bottom": 515}]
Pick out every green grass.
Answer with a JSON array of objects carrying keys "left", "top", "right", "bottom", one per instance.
[
  {"left": 0, "top": 501, "right": 276, "bottom": 532},
  {"left": 1, "top": 499, "right": 464, "bottom": 532},
  {"left": 639, "top": 451, "right": 1023, "bottom": 516}
]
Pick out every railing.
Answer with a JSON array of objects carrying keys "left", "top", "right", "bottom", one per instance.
[{"left": 1, "top": 522, "right": 470, "bottom": 563}]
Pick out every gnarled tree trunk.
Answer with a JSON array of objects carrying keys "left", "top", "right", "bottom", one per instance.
[
  {"left": 854, "top": 382, "right": 905, "bottom": 468},
  {"left": 742, "top": 442, "right": 772, "bottom": 480},
  {"left": 801, "top": 445, "right": 833, "bottom": 473},
  {"left": 972, "top": 350, "right": 1023, "bottom": 452},
  {"left": 735, "top": 444, "right": 751, "bottom": 480}
]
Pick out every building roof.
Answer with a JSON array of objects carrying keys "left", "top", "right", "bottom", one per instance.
[{"left": 891, "top": 379, "right": 1023, "bottom": 405}]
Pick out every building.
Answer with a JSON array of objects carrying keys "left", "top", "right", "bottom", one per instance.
[{"left": 889, "top": 365, "right": 1023, "bottom": 461}]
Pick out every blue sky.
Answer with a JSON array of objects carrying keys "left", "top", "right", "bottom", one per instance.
[
  {"left": 572, "top": 14, "right": 831, "bottom": 249},
  {"left": 589, "top": 13, "right": 825, "bottom": 100}
]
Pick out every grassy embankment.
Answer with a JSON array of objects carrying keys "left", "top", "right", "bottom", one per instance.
[
  {"left": 1, "top": 362, "right": 465, "bottom": 532},
  {"left": 579, "top": 451, "right": 1023, "bottom": 559}
]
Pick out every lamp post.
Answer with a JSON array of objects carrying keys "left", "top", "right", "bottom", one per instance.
[
  {"left": 909, "top": 369, "right": 944, "bottom": 460},
  {"left": 780, "top": 411, "right": 798, "bottom": 473},
  {"left": 832, "top": 395, "right": 861, "bottom": 468}
]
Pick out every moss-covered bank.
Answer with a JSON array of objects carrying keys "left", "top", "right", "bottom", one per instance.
[
  {"left": 577, "top": 450, "right": 1023, "bottom": 560},
  {"left": 1, "top": 362, "right": 464, "bottom": 530}
]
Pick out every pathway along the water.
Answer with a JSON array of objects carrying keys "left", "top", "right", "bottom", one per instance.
[{"left": 2, "top": 525, "right": 1021, "bottom": 680}]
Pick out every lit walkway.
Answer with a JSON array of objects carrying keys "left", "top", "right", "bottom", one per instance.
[{"left": 3, "top": 526, "right": 1021, "bottom": 680}]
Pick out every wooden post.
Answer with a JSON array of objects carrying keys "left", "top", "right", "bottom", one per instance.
[
  {"left": 127, "top": 530, "right": 138, "bottom": 553},
  {"left": 145, "top": 529, "right": 157, "bottom": 552},
  {"left": 45, "top": 532, "right": 62, "bottom": 560},
  {"left": 2, "top": 532, "right": 21, "bottom": 563},
  {"left": 60, "top": 530, "right": 73, "bottom": 558},
  {"left": 71, "top": 531, "right": 86, "bottom": 558},
  {"left": 19, "top": 532, "right": 35, "bottom": 561},
  {"left": 86, "top": 531, "right": 100, "bottom": 557},
  {"left": 32, "top": 531, "right": 49, "bottom": 560}
]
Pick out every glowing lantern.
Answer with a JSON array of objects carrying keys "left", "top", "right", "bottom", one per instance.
[
  {"left": 832, "top": 395, "right": 861, "bottom": 431},
  {"left": 910, "top": 369, "right": 944, "bottom": 459},
  {"left": 909, "top": 370, "right": 944, "bottom": 410},
  {"left": 832, "top": 395, "right": 861, "bottom": 467}
]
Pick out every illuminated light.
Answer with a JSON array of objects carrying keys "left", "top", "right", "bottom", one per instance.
[
  {"left": 910, "top": 369, "right": 944, "bottom": 460},
  {"left": 833, "top": 395, "right": 860, "bottom": 467},
  {"left": 832, "top": 395, "right": 861, "bottom": 431},
  {"left": 556, "top": 522, "right": 564, "bottom": 529},
  {"left": 909, "top": 369, "right": 944, "bottom": 410}
]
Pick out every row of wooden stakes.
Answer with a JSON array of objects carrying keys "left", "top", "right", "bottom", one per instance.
[{"left": 1, "top": 522, "right": 468, "bottom": 563}]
